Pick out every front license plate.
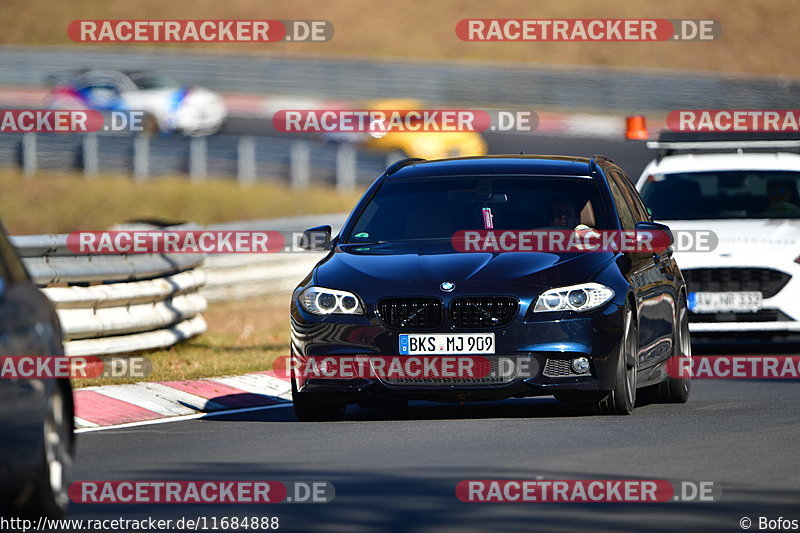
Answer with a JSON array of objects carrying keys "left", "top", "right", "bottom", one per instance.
[
  {"left": 688, "top": 291, "right": 763, "bottom": 313},
  {"left": 398, "top": 333, "right": 495, "bottom": 355}
]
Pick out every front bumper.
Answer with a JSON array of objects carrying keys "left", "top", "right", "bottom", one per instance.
[
  {"left": 683, "top": 265, "right": 800, "bottom": 333},
  {"left": 290, "top": 301, "right": 626, "bottom": 404}
]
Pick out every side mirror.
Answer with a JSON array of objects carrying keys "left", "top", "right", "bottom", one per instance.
[
  {"left": 300, "top": 225, "right": 333, "bottom": 251},
  {"left": 634, "top": 221, "right": 674, "bottom": 252}
]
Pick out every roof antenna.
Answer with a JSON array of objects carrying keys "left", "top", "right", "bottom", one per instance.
[{"left": 519, "top": 150, "right": 524, "bottom": 155}]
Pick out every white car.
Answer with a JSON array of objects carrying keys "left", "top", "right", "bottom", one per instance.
[
  {"left": 635, "top": 136, "right": 800, "bottom": 334},
  {"left": 47, "top": 70, "right": 227, "bottom": 136}
]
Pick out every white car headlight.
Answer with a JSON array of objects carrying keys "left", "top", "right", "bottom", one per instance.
[
  {"left": 299, "top": 287, "right": 364, "bottom": 315},
  {"left": 533, "top": 283, "right": 615, "bottom": 313}
]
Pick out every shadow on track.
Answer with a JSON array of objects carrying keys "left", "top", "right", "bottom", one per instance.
[
  {"left": 200, "top": 396, "right": 682, "bottom": 424},
  {"left": 68, "top": 461, "right": 800, "bottom": 533}
]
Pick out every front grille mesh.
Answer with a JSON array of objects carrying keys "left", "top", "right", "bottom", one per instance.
[
  {"left": 376, "top": 297, "right": 443, "bottom": 329},
  {"left": 543, "top": 358, "right": 582, "bottom": 378},
  {"left": 450, "top": 297, "right": 518, "bottom": 328},
  {"left": 683, "top": 268, "right": 791, "bottom": 298}
]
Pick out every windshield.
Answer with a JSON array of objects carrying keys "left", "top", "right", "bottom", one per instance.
[
  {"left": 129, "top": 74, "right": 180, "bottom": 90},
  {"left": 640, "top": 170, "right": 800, "bottom": 220},
  {"left": 343, "top": 175, "right": 608, "bottom": 244}
]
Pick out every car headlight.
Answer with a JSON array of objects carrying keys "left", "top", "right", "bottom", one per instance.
[
  {"left": 298, "top": 287, "right": 364, "bottom": 315},
  {"left": 533, "top": 283, "right": 614, "bottom": 313}
]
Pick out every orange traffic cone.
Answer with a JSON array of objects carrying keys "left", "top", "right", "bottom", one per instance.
[{"left": 625, "top": 115, "right": 648, "bottom": 140}]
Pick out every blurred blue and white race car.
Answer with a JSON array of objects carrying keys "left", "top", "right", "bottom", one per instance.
[{"left": 46, "top": 69, "right": 227, "bottom": 136}]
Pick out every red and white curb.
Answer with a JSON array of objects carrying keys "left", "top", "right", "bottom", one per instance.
[{"left": 73, "top": 370, "right": 292, "bottom": 429}]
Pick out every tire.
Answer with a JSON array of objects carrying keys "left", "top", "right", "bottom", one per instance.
[
  {"left": 17, "top": 384, "right": 73, "bottom": 518},
  {"left": 655, "top": 296, "right": 692, "bottom": 403},
  {"left": 291, "top": 378, "right": 346, "bottom": 422},
  {"left": 595, "top": 308, "right": 637, "bottom": 415}
]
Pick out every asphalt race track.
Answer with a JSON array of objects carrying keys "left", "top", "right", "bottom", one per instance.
[
  {"left": 71, "top": 131, "right": 800, "bottom": 532},
  {"left": 72, "top": 380, "right": 800, "bottom": 532}
]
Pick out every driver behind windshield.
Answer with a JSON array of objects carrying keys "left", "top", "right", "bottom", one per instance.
[{"left": 551, "top": 199, "right": 593, "bottom": 231}]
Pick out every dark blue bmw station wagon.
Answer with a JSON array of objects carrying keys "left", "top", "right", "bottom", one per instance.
[{"left": 290, "top": 155, "right": 691, "bottom": 420}]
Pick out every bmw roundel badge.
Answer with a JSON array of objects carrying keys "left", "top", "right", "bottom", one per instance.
[{"left": 440, "top": 281, "right": 456, "bottom": 292}]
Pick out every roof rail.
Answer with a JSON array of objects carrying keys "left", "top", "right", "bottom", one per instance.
[
  {"left": 647, "top": 140, "right": 800, "bottom": 151},
  {"left": 385, "top": 157, "right": 426, "bottom": 176},
  {"left": 589, "top": 155, "right": 615, "bottom": 175},
  {"left": 648, "top": 131, "right": 800, "bottom": 156},
  {"left": 591, "top": 154, "right": 616, "bottom": 165},
  {"left": 658, "top": 131, "right": 800, "bottom": 143}
]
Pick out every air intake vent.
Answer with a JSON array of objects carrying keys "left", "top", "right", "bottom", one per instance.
[
  {"left": 543, "top": 358, "right": 582, "bottom": 378},
  {"left": 376, "top": 297, "right": 443, "bottom": 329},
  {"left": 450, "top": 297, "right": 518, "bottom": 328}
]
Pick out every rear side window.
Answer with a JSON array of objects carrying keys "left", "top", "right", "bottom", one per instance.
[
  {"left": 616, "top": 170, "right": 651, "bottom": 222},
  {"left": 608, "top": 174, "right": 637, "bottom": 232}
]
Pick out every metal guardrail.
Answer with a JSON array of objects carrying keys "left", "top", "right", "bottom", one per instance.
[
  {"left": 11, "top": 233, "right": 208, "bottom": 356},
  {"left": 200, "top": 214, "right": 346, "bottom": 301},
  {"left": 1, "top": 46, "right": 799, "bottom": 111},
  {"left": 0, "top": 132, "right": 395, "bottom": 187},
  {"left": 201, "top": 253, "right": 324, "bottom": 301},
  {"left": 7, "top": 214, "right": 346, "bottom": 355}
]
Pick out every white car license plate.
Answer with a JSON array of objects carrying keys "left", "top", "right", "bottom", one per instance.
[
  {"left": 398, "top": 333, "right": 495, "bottom": 355},
  {"left": 688, "top": 291, "right": 763, "bottom": 313}
]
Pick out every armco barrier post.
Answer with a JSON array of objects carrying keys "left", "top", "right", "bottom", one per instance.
[
  {"left": 22, "top": 133, "right": 37, "bottom": 178},
  {"left": 237, "top": 136, "right": 256, "bottom": 185},
  {"left": 82, "top": 133, "right": 98, "bottom": 179},
  {"left": 132, "top": 134, "right": 150, "bottom": 182},
  {"left": 190, "top": 136, "right": 207, "bottom": 182},
  {"left": 336, "top": 143, "right": 356, "bottom": 192},
  {"left": 290, "top": 140, "right": 310, "bottom": 190}
]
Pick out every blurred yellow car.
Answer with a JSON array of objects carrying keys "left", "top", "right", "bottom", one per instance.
[{"left": 362, "top": 98, "right": 488, "bottom": 159}]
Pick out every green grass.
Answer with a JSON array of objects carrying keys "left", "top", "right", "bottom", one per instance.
[
  {"left": 0, "top": 169, "right": 364, "bottom": 235},
  {"left": 73, "top": 295, "right": 290, "bottom": 388}
]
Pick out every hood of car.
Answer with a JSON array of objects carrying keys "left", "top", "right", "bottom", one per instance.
[
  {"left": 662, "top": 219, "right": 800, "bottom": 268},
  {"left": 313, "top": 242, "right": 616, "bottom": 299}
]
